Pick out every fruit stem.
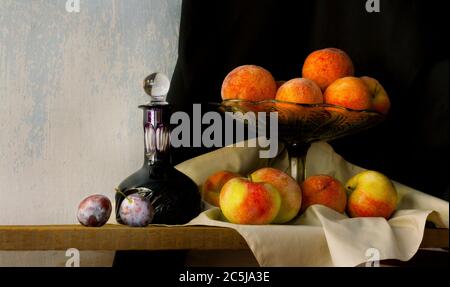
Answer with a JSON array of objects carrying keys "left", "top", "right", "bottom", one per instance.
[{"left": 115, "top": 188, "right": 132, "bottom": 204}]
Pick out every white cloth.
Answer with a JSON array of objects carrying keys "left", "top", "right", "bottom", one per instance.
[{"left": 176, "top": 140, "right": 449, "bottom": 267}]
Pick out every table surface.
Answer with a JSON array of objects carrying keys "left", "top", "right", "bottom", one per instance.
[{"left": 0, "top": 225, "right": 447, "bottom": 251}]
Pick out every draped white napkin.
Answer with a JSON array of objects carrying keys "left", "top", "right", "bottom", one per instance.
[{"left": 176, "top": 140, "right": 449, "bottom": 267}]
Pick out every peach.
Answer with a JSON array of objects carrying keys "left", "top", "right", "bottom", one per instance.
[
  {"left": 250, "top": 167, "right": 302, "bottom": 223},
  {"left": 302, "top": 48, "right": 354, "bottom": 91},
  {"left": 201, "top": 170, "right": 241, "bottom": 207},
  {"left": 275, "top": 78, "right": 323, "bottom": 104},
  {"left": 301, "top": 175, "right": 347, "bottom": 213},
  {"left": 324, "top": 77, "right": 372, "bottom": 110},
  {"left": 220, "top": 177, "right": 281, "bottom": 225},
  {"left": 346, "top": 170, "right": 397, "bottom": 219},
  {"left": 221, "top": 65, "right": 277, "bottom": 101},
  {"left": 360, "top": 76, "right": 391, "bottom": 114}
]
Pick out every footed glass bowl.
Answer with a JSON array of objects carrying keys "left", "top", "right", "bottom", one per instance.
[{"left": 218, "top": 99, "right": 385, "bottom": 181}]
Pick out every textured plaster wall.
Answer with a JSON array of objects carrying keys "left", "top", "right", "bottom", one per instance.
[{"left": 0, "top": 0, "right": 181, "bottom": 266}]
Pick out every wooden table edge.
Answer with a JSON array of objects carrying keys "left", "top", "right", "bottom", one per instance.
[{"left": 0, "top": 225, "right": 447, "bottom": 251}]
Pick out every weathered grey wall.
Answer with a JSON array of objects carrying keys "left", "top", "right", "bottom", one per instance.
[{"left": 0, "top": 0, "right": 181, "bottom": 266}]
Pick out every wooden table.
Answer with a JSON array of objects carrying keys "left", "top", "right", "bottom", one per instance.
[
  {"left": 0, "top": 225, "right": 447, "bottom": 266},
  {"left": 0, "top": 225, "right": 248, "bottom": 251},
  {"left": 0, "top": 225, "right": 448, "bottom": 251}
]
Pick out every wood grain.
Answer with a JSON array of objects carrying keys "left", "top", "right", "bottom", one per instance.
[
  {"left": 0, "top": 225, "right": 248, "bottom": 251},
  {"left": 420, "top": 228, "right": 449, "bottom": 249},
  {"left": 0, "top": 225, "right": 447, "bottom": 251}
]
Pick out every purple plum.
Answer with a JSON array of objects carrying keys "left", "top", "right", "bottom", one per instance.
[
  {"left": 119, "top": 193, "right": 154, "bottom": 227},
  {"left": 77, "top": 194, "right": 112, "bottom": 227}
]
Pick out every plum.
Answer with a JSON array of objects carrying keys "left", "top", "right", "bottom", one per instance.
[
  {"left": 119, "top": 193, "right": 154, "bottom": 227},
  {"left": 77, "top": 194, "right": 112, "bottom": 227}
]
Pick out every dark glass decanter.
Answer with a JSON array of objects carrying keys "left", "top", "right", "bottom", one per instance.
[{"left": 115, "top": 73, "right": 201, "bottom": 225}]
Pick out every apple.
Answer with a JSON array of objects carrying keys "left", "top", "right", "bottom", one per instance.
[
  {"left": 250, "top": 167, "right": 302, "bottom": 223},
  {"left": 201, "top": 170, "right": 241, "bottom": 207},
  {"left": 219, "top": 177, "right": 281, "bottom": 225},
  {"left": 360, "top": 76, "right": 391, "bottom": 114},
  {"left": 301, "top": 175, "right": 347, "bottom": 213},
  {"left": 346, "top": 170, "right": 398, "bottom": 219}
]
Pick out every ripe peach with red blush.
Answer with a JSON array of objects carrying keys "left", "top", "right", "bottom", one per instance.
[
  {"left": 221, "top": 65, "right": 277, "bottom": 101},
  {"left": 301, "top": 175, "right": 347, "bottom": 213},
  {"left": 276, "top": 78, "right": 323, "bottom": 105},
  {"left": 302, "top": 48, "right": 354, "bottom": 91},
  {"left": 324, "top": 76, "right": 372, "bottom": 111}
]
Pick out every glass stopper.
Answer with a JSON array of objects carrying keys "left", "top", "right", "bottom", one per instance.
[{"left": 143, "top": 72, "right": 170, "bottom": 103}]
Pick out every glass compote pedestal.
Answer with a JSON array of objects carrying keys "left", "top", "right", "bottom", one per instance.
[{"left": 218, "top": 99, "right": 385, "bottom": 182}]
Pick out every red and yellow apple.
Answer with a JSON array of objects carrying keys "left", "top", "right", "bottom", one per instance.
[
  {"left": 221, "top": 65, "right": 277, "bottom": 101},
  {"left": 302, "top": 48, "right": 354, "bottom": 91},
  {"left": 360, "top": 76, "right": 391, "bottom": 114},
  {"left": 275, "top": 78, "right": 323, "bottom": 104},
  {"left": 250, "top": 167, "right": 302, "bottom": 223},
  {"left": 324, "top": 76, "right": 372, "bottom": 111},
  {"left": 300, "top": 175, "right": 347, "bottom": 213},
  {"left": 346, "top": 170, "right": 397, "bottom": 219},
  {"left": 219, "top": 177, "right": 281, "bottom": 225},
  {"left": 201, "top": 170, "right": 241, "bottom": 207}
]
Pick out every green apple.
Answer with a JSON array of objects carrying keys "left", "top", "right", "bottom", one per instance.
[{"left": 346, "top": 170, "right": 397, "bottom": 219}]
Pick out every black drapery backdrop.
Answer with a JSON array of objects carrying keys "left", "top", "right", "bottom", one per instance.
[{"left": 167, "top": 0, "right": 448, "bottom": 200}]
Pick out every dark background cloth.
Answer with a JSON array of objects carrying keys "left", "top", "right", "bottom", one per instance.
[{"left": 167, "top": 0, "right": 449, "bottom": 200}]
